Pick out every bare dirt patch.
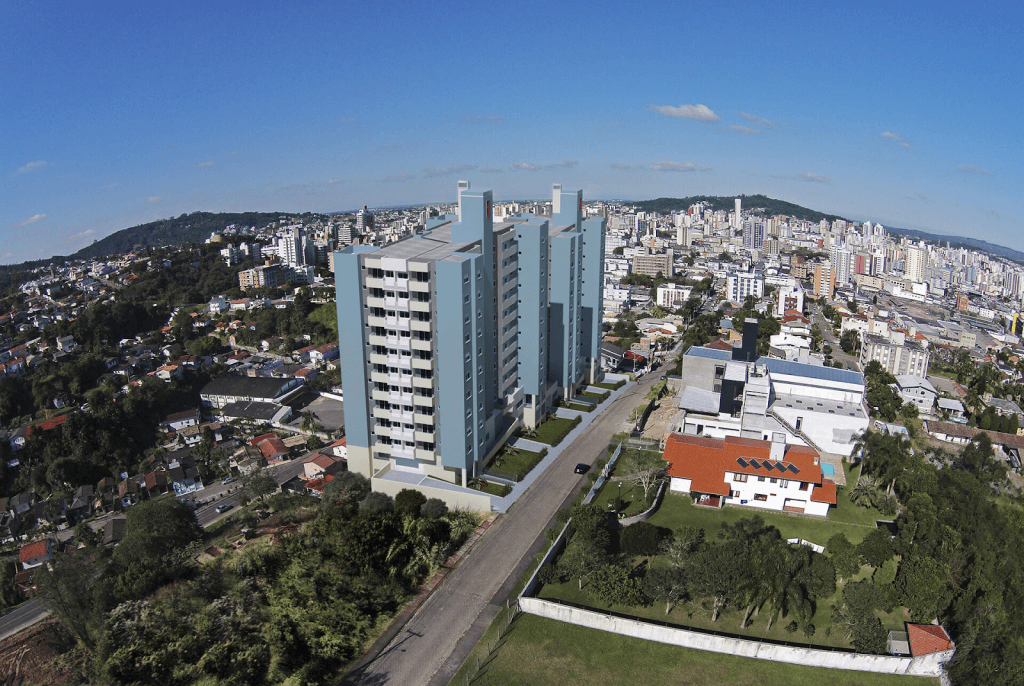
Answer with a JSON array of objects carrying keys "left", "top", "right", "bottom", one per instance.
[{"left": 0, "top": 619, "right": 86, "bottom": 686}]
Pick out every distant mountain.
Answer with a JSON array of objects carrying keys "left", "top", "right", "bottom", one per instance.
[
  {"left": 883, "top": 226, "right": 1024, "bottom": 265},
  {"left": 630, "top": 194, "right": 846, "bottom": 224},
  {"left": 68, "top": 211, "right": 318, "bottom": 261}
]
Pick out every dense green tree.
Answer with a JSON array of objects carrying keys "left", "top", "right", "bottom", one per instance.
[
  {"left": 643, "top": 566, "right": 688, "bottom": 614},
  {"left": 394, "top": 488, "right": 428, "bottom": 518},
  {"left": 857, "top": 528, "right": 896, "bottom": 568}
]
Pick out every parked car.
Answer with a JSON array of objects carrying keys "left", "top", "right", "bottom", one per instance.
[
  {"left": 221, "top": 477, "right": 235, "bottom": 485},
  {"left": 215, "top": 503, "right": 233, "bottom": 514},
  {"left": 574, "top": 463, "right": 590, "bottom": 475}
]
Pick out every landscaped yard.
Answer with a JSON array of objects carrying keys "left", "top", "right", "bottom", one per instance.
[
  {"left": 533, "top": 416, "right": 580, "bottom": 445},
  {"left": 566, "top": 402, "right": 593, "bottom": 412},
  {"left": 467, "top": 614, "right": 934, "bottom": 686},
  {"left": 472, "top": 479, "right": 513, "bottom": 497},
  {"left": 592, "top": 379, "right": 626, "bottom": 391},
  {"left": 829, "top": 461, "right": 890, "bottom": 528},
  {"left": 489, "top": 447, "right": 546, "bottom": 479},
  {"left": 646, "top": 491, "right": 877, "bottom": 545},
  {"left": 579, "top": 391, "right": 609, "bottom": 404}
]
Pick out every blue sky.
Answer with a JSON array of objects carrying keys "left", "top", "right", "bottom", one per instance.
[{"left": 2, "top": 1, "right": 1021, "bottom": 263}]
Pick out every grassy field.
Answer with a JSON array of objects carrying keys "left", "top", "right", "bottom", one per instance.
[
  {"left": 830, "top": 462, "right": 891, "bottom": 527},
  {"left": 473, "top": 480, "right": 513, "bottom": 496},
  {"left": 465, "top": 614, "right": 934, "bottom": 686},
  {"left": 566, "top": 402, "right": 594, "bottom": 412}
]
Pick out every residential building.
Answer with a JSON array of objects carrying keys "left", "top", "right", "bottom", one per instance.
[
  {"left": 725, "top": 270, "right": 764, "bottom": 304},
  {"left": 892, "top": 375, "right": 937, "bottom": 412},
  {"left": 632, "top": 249, "right": 673, "bottom": 278},
  {"left": 813, "top": 261, "right": 835, "bottom": 299},
  {"left": 906, "top": 246, "right": 926, "bottom": 283},
  {"left": 333, "top": 182, "right": 605, "bottom": 491},
  {"left": 775, "top": 280, "right": 805, "bottom": 314},
  {"left": 238, "top": 263, "right": 283, "bottom": 291},
  {"left": 655, "top": 283, "right": 692, "bottom": 309},
  {"left": 661, "top": 433, "right": 836, "bottom": 516},
  {"left": 199, "top": 375, "right": 305, "bottom": 408},
  {"left": 860, "top": 334, "right": 931, "bottom": 377}
]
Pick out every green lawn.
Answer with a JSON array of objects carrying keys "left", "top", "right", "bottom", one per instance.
[
  {"left": 566, "top": 402, "right": 594, "bottom": 412},
  {"left": 489, "top": 448, "right": 545, "bottom": 479},
  {"left": 592, "top": 380, "right": 625, "bottom": 391},
  {"left": 534, "top": 417, "right": 579, "bottom": 445},
  {"left": 473, "top": 480, "right": 513, "bottom": 497},
  {"left": 467, "top": 614, "right": 934, "bottom": 686},
  {"left": 580, "top": 391, "right": 609, "bottom": 404},
  {"left": 647, "top": 491, "right": 876, "bottom": 545},
  {"left": 829, "top": 462, "right": 890, "bottom": 528}
]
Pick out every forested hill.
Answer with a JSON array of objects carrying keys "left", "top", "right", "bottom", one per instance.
[
  {"left": 69, "top": 211, "right": 321, "bottom": 261},
  {"left": 630, "top": 195, "right": 846, "bottom": 224}
]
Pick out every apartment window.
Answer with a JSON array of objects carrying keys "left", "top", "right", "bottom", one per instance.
[
  {"left": 753, "top": 494, "right": 768, "bottom": 502},
  {"left": 799, "top": 482, "right": 809, "bottom": 491},
  {"left": 757, "top": 476, "right": 765, "bottom": 482},
  {"left": 732, "top": 473, "right": 747, "bottom": 483},
  {"left": 769, "top": 478, "right": 777, "bottom": 484},
  {"left": 780, "top": 480, "right": 790, "bottom": 488}
]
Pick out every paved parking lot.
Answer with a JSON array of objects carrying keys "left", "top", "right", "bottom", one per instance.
[{"left": 299, "top": 395, "right": 345, "bottom": 430}]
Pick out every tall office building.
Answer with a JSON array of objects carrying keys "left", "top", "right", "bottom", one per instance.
[
  {"left": 334, "top": 183, "right": 605, "bottom": 490},
  {"left": 734, "top": 198, "right": 742, "bottom": 230},
  {"left": 829, "top": 246, "right": 853, "bottom": 285}
]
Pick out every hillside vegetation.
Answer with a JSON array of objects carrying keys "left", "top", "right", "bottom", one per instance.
[{"left": 631, "top": 194, "right": 846, "bottom": 224}]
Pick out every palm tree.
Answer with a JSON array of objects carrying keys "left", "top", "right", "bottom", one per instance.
[
  {"left": 762, "top": 549, "right": 813, "bottom": 632},
  {"left": 300, "top": 409, "right": 322, "bottom": 434},
  {"left": 849, "top": 476, "right": 880, "bottom": 508}
]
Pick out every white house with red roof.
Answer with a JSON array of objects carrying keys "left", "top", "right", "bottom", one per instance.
[
  {"left": 19, "top": 538, "right": 54, "bottom": 570},
  {"left": 662, "top": 433, "right": 837, "bottom": 517}
]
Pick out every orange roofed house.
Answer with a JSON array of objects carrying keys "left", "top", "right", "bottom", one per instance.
[{"left": 662, "top": 433, "right": 837, "bottom": 517}]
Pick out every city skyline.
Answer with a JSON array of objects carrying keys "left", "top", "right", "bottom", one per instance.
[{"left": 3, "top": 0, "right": 1021, "bottom": 264}]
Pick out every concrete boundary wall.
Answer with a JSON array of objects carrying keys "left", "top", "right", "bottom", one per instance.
[
  {"left": 318, "top": 391, "right": 344, "bottom": 403},
  {"left": 371, "top": 475, "right": 493, "bottom": 512},
  {"left": 518, "top": 598, "right": 945, "bottom": 677}
]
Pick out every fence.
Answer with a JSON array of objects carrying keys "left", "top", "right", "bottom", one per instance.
[
  {"left": 581, "top": 442, "right": 624, "bottom": 505},
  {"left": 787, "top": 538, "right": 826, "bottom": 554},
  {"left": 517, "top": 597, "right": 950, "bottom": 678}
]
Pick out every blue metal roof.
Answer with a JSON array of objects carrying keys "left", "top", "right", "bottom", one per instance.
[{"left": 685, "top": 346, "right": 864, "bottom": 385}]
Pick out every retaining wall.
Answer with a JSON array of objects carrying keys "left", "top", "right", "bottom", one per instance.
[
  {"left": 371, "top": 476, "right": 493, "bottom": 512},
  {"left": 518, "top": 597, "right": 947, "bottom": 677},
  {"left": 616, "top": 480, "right": 666, "bottom": 527}
]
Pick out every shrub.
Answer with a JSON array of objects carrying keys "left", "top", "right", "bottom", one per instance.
[
  {"left": 619, "top": 521, "right": 662, "bottom": 556},
  {"left": 538, "top": 563, "right": 565, "bottom": 585},
  {"left": 420, "top": 498, "right": 448, "bottom": 520},
  {"left": 803, "top": 623, "right": 816, "bottom": 638},
  {"left": 588, "top": 564, "right": 645, "bottom": 607},
  {"left": 394, "top": 489, "right": 428, "bottom": 517},
  {"left": 359, "top": 492, "right": 394, "bottom": 513},
  {"left": 785, "top": 621, "right": 799, "bottom": 633}
]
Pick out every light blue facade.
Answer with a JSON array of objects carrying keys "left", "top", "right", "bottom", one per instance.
[
  {"left": 333, "top": 244, "right": 381, "bottom": 476},
  {"left": 547, "top": 227, "right": 582, "bottom": 393},
  {"left": 515, "top": 218, "right": 549, "bottom": 397},
  {"left": 579, "top": 216, "right": 607, "bottom": 380}
]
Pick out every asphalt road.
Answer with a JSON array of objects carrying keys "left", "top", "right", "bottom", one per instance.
[
  {"left": 348, "top": 370, "right": 667, "bottom": 685},
  {"left": 0, "top": 598, "right": 49, "bottom": 642},
  {"left": 810, "top": 304, "right": 861, "bottom": 371}
]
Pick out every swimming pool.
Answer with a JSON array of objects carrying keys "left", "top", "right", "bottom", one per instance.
[{"left": 821, "top": 463, "right": 836, "bottom": 476}]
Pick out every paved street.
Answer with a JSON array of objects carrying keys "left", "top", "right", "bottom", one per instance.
[
  {"left": 348, "top": 370, "right": 667, "bottom": 686},
  {"left": 809, "top": 304, "right": 861, "bottom": 371},
  {"left": 0, "top": 598, "right": 49, "bottom": 643}
]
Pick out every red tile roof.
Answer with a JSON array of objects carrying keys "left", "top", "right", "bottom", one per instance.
[
  {"left": 307, "top": 453, "right": 341, "bottom": 471},
  {"left": 259, "top": 439, "right": 288, "bottom": 459},
  {"left": 907, "top": 624, "right": 953, "bottom": 656},
  {"left": 810, "top": 480, "right": 837, "bottom": 504},
  {"left": 662, "top": 433, "right": 823, "bottom": 497},
  {"left": 19, "top": 539, "right": 51, "bottom": 564},
  {"left": 705, "top": 340, "right": 734, "bottom": 352},
  {"left": 303, "top": 474, "right": 335, "bottom": 492},
  {"left": 26, "top": 414, "right": 68, "bottom": 437},
  {"left": 249, "top": 433, "right": 276, "bottom": 446}
]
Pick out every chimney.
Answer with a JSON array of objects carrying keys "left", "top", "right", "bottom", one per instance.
[
  {"left": 813, "top": 455, "right": 820, "bottom": 466},
  {"left": 769, "top": 433, "right": 785, "bottom": 462}
]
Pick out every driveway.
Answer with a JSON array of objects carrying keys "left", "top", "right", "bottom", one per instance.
[{"left": 347, "top": 371, "right": 667, "bottom": 685}]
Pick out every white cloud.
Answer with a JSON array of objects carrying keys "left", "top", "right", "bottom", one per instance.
[
  {"left": 511, "top": 163, "right": 542, "bottom": 171},
  {"left": 13, "top": 213, "right": 46, "bottom": 227},
  {"left": 383, "top": 173, "right": 414, "bottom": 182},
  {"left": 193, "top": 161, "right": 214, "bottom": 167},
  {"left": 17, "top": 160, "right": 46, "bottom": 173},
  {"left": 800, "top": 172, "right": 832, "bottom": 184},
  {"left": 740, "top": 111, "right": 775, "bottom": 128},
  {"left": 648, "top": 104, "right": 720, "bottom": 121},
  {"left": 958, "top": 165, "right": 989, "bottom": 175},
  {"left": 102, "top": 182, "right": 120, "bottom": 189},
  {"left": 423, "top": 164, "right": 478, "bottom": 178},
  {"left": 650, "top": 162, "right": 697, "bottom": 172},
  {"left": 479, "top": 167, "right": 504, "bottom": 174},
  {"left": 730, "top": 125, "right": 760, "bottom": 134},
  {"left": 880, "top": 131, "right": 911, "bottom": 148},
  {"left": 327, "top": 178, "right": 341, "bottom": 184},
  {"left": 147, "top": 196, "right": 163, "bottom": 203},
  {"left": 69, "top": 229, "right": 95, "bottom": 241},
  {"left": 545, "top": 159, "right": 578, "bottom": 170}
]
